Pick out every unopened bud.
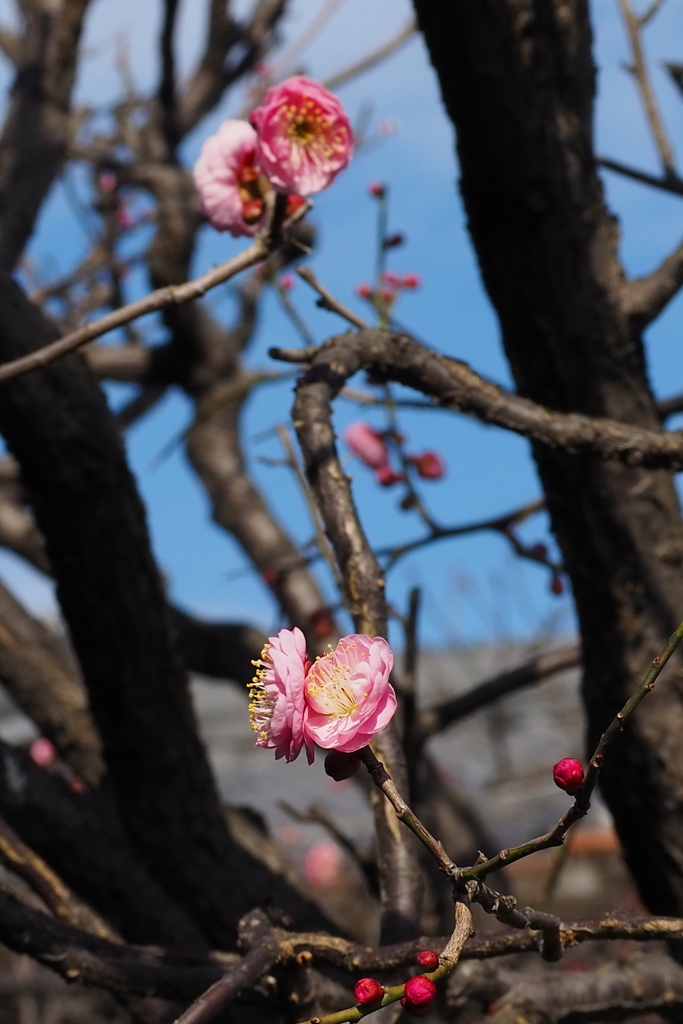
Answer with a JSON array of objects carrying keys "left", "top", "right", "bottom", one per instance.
[
  {"left": 355, "top": 978, "right": 384, "bottom": 1004},
  {"left": 550, "top": 574, "right": 564, "bottom": 596},
  {"left": 416, "top": 951, "right": 439, "bottom": 969},
  {"left": 411, "top": 452, "right": 445, "bottom": 480},
  {"left": 368, "top": 182, "right": 386, "bottom": 198},
  {"left": 553, "top": 758, "right": 585, "bottom": 796},
  {"left": 375, "top": 465, "right": 404, "bottom": 487},
  {"left": 279, "top": 274, "right": 294, "bottom": 292},
  {"left": 402, "top": 273, "right": 421, "bottom": 289},
  {"left": 356, "top": 283, "right": 374, "bottom": 299},
  {"left": 401, "top": 975, "right": 436, "bottom": 1017}
]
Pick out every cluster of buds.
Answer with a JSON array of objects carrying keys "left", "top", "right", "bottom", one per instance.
[
  {"left": 354, "top": 951, "right": 440, "bottom": 1017},
  {"left": 343, "top": 422, "right": 445, "bottom": 488},
  {"left": 356, "top": 270, "right": 421, "bottom": 310}
]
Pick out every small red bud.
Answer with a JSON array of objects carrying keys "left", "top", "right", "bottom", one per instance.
[
  {"left": 242, "top": 198, "right": 264, "bottom": 224},
  {"left": 411, "top": 452, "right": 445, "bottom": 480},
  {"left": 356, "top": 283, "right": 374, "bottom": 299},
  {"left": 261, "top": 568, "right": 280, "bottom": 587},
  {"left": 550, "top": 574, "right": 564, "bottom": 596},
  {"left": 368, "top": 182, "right": 386, "bottom": 198},
  {"left": 401, "top": 976, "right": 436, "bottom": 1016},
  {"left": 553, "top": 758, "right": 585, "bottom": 796},
  {"left": 279, "top": 274, "right": 294, "bottom": 292},
  {"left": 401, "top": 273, "right": 421, "bottom": 289},
  {"left": 379, "top": 287, "right": 394, "bottom": 303},
  {"left": 325, "top": 750, "right": 362, "bottom": 781},
  {"left": 529, "top": 543, "right": 548, "bottom": 560},
  {"left": 383, "top": 271, "right": 401, "bottom": 286},
  {"left": 400, "top": 493, "right": 417, "bottom": 511},
  {"left": 375, "top": 465, "right": 404, "bottom": 487},
  {"left": 416, "top": 951, "right": 439, "bottom": 969},
  {"left": 355, "top": 978, "right": 384, "bottom": 1004}
]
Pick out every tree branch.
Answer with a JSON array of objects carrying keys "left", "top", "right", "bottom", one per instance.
[
  {"left": 273, "top": 329, "right": 683, "bottom": 470},
  {"left": 622, "top": 234, "right": 683, "bottom": 326}
]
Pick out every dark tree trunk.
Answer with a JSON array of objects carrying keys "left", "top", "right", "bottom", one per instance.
[
  {"left": 412, "top": 0, "right": 683, "bottom": 913},
  {"left": 0, "top": 274, "right": 329, "bottom": 943}
]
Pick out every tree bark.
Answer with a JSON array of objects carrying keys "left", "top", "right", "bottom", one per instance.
[
  {"left": 0, "top": 274, "right": 330, "bottom": 943},
  {"left": 412, "top": 0, "right": 683, "bottom": 913}
]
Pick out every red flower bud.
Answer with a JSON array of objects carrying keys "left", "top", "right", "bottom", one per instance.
[
  {"left": 279, "top": 274, "right": 294, "bottom": 292},
  {"left": 401, "top": 975, "right": 436, "bottom": 1017},
  {"left": 355, "top": 978, "right": 384, "bottom": 1004},
  {"left": 375, "top": 465, "right": 404, "bottom": 487},
  {"left": 383, "top": 271, "right": 401, "bottom": 286},
  {"left": 401, "top": 273, "right": 421, "bottom": 289},
  {"left": 308, "top": 607, "right": 335, "bottom": 638},
  {"left": 356, "top": 283, "right": 374, "bottom": 299},
  {"left": 553, "top": 758, "right": 585, "bottom": 796},
  {"left": 411, "top": 452, "right": 445, "bottom": 480},
  {"left": 416, "top": 951, "right": 439, "bottom": 969},
  {"left": 550, "top": 574, "right": 564, "bottom": 596},
  {"left": 529, "top": 543, "right": 548, "bottom": 560},
  {"left": 368, "top": 182, "right": 386, "bottom": 198}
]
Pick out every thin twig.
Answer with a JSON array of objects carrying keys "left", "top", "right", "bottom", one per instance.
[
  {"left": 296, "top": 265, "right": 369, "bottom": 330},
  {"left": 457, "top": 616, "right": 683, "bottom": 882},
  {"left": 599, "top": 155, "right": 683, "bottom": 195},
  {"left": 324, "top": 20, "right": 417, "bottom": 92},
  {"left": 618, "top": 0, "right": 676, "bottom": 175}
]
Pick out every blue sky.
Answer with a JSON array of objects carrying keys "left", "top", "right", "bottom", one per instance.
[{"left": 0, "top": 0, "right": 681, "bottom": 649}]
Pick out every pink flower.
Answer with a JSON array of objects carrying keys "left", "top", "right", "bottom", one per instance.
[
  {"left": 249, "top": 629, "right": 396, "bottom": 762},
  {"left": 375, "top": 465, "right": 404, "bottom": 487},
  {"left": 344, "top": 422, "right": 388, "bottom": 470},
  {"left": 251, "top": 75, "right": 354, "bottom": 195},
  {"left": 29, "top": 737, "right": 57, "bottom": 768},
  {"left": 193, "top": 120, "right": 266, "bottom": 237},
  {"left": 553, "top": 757, "right": 584, "bottom": 795},
  {"left": 249, "top": 627, "right": 311, "bottom": 763},
  {"left": 302, "top": 841, "right": 344, "bottom": 887},
  {"left": 305, "top": 634, "right": 396, "bottom": 753}
]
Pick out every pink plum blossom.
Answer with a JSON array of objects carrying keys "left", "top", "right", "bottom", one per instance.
[
  {"left": 248, "top": 628, "right": 396, "bottom": 762},
  {"left": 304, "top": 634, "right": 396, "bottom": 753},
  {"left": 249, "top": 627, "right": 311, "bottom": 763},
  {"left": 344, "top": 422, "right": 388, "bottom": 470},
  {"left": 251, "top": 75, "right": 354, "bottom": 195},
  {"left": 193, "top": 120, "right": 266, "bottom": 236},
  {"left": 302, "top": 841, "right": 344, "bottom": 887},
  {"left": 29, "top": 737, "right": 57, "bottom": 768}
]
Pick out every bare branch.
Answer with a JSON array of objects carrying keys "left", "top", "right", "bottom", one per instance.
[
  {"left": 158, "top": 0, "right": 180, "bottom": 149},
  {"left": 618, "top": 0, "right": 676, "bottom": 176},
  {"left": 417, "top": 644, "right": 581, "bottom": 740},
  {"left": 323, "top": 19, "right": 417, "bottom": 91},
  {"left": 274, "top": 328, "right": 683, "bottom": 470},
  {"left": 0, "top": 238, "right": 270, "bottom": 383},
  {"left": 622, "top": 234, "right": 683, "bottom": 325},
  {"left": 599, "top": 154, "right": 683, "bottom": 195}
]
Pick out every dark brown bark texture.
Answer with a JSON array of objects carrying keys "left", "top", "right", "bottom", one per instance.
[
  {"left": 412, "top": 0, "right": 683, "bottom": 913},
  {"left": 0, "top": 274, "right": 329, "bottom": 945}
]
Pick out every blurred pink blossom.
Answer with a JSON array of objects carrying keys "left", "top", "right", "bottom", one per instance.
[
  {"left": 29, "top": 737, "right": 57, "bottom": 768},
  {"left": 303, "top": 841, "right": 344, "bottom": 887},
  {"left": 249, "top": 627, "right": 311, "bottom": 763},
  {"left": 249, "top": 628, "right": 396, "bottom": 762},
  {"left": 193, "top": 120, "right": 265, "bottom": 236},
  {"left": 375, "top": 465, "right": 404, "bottom": 487},
  {"left": 251, "top": 76, "right": 353, "bottom": 195},
  {"left": 344, "top": 422, "right": 388, "bottom": 470}
]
